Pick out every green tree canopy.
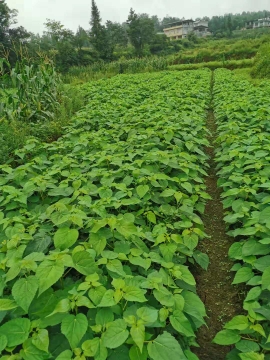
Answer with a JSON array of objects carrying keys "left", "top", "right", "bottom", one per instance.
[
  {"left": 126, "top": 9, "right": 156, "bottom": 57},
  {"left": 0, "top": 0, "right": 30, "bottom": 64},
  {"left": 44, "top": 19, "right": 74, "bottom": 46},
  {"left": 89, "top": 0, "right": 107, "bottom": 59},
  {"left": 106, "top": 21, "right": 128, "bottom": 49},
  {"left": 209, "top": 10, "right": 270, "bottom": 35},
  {"left": 0, "top": 0, "right": 17, "bottom": 44},
  {"left": 74, "top": 26, "right": 89, "bottom": 51}
]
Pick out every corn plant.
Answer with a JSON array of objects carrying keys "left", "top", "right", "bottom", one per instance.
[{"left": 0, "top": 56, "right": 61, "bottom": 123}]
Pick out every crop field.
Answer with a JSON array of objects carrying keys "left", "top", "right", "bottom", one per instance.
[
  {"left": 213, "top": 70, "right": 270, "bottom": 359},
  {"left": 2, "top": 2, "right": 270, "bottom": 359},
  {"left": 0, "top": 66, "right": 270, "bottom": 360},
  {"left": 0, "top": 70, "right": 213, "bottom": 359}
]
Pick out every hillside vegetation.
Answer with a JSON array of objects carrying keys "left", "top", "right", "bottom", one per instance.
[{"left": 251, "top": 43, "right": 270, "bottom": 78}]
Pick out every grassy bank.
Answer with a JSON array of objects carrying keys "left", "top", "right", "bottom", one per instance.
[
  {"left": 62, "top": 57, "right": 169, "bottom": 85},
  {"left": 169, "top": 58, "right": 253, "bottom": 72}
]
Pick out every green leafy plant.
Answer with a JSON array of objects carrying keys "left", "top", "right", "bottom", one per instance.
[
  {"left": 0, "top": 70, "right": 212, "bottom": 359},
  {"left": 213, "top": 69, "right": 270, "bottom": 359}
]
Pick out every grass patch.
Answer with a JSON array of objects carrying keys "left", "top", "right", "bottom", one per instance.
[
  {"left": 232, "top": 68, "right": 266, "bottom": 86},
  {"left": 250, "top": 43, "right": 270, "bottom": 79},
  {"left": 168, "top": 58, "right": 254, "bottom": 71},
  {"left": 62, "top": 57, "right": 169, "bottom": 85},
  {"left": 168, "top": 35, "right": 269, "bottom": 65}
]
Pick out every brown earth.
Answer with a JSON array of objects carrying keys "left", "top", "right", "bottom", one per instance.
[{"left": 192, "top": 76, "right": 243, "bottom": 360}]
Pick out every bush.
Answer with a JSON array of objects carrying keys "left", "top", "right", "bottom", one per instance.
[{"left": 251, "top": 43, "right": 270, "bottom": 78}]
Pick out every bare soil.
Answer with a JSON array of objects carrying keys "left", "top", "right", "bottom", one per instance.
[{"left": 192, "top": 76, "right": 243, "bottom": 360}]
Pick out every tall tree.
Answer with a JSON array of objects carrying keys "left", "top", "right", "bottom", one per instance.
[
  {"left": 74, "top": 26, "right": 89, "bottom": 51},
  {"left": 89, "top": 0, "right": 107, "bottom": 59},
  {"left": 126, "top": 9, "right": 155, "bottom": 57},
  {"left": 44, "top": 19, "right": 74, "bottom": 46},
  {"left": 0, "top": 1, "right": 30, "bottom": 64},
  {"left": 151, "top": 15, "right": 161, "bottom": 32},
  {"left": 106, "top": 21, "right": 128, "bottom": 49},
  {"left": 43, "top": 19, "right": 78, "bottom": 72},
  {"left": 225, "top": 14, "right": 233, "bottom": 36},
  {"left": 8, "top": 26, "right": 31, "bottom": 44},
  {"left": 0, "top": 0, "right": 17, "bottom": 44}
]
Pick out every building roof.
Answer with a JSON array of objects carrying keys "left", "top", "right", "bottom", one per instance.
[
  {"left": 246, "top": 17, "right": 270, "bottom": 23},
  {"left": 163, "top": 19, "right": 194, "bottom": 29},
  {"left": 194, "top": 25, "right": 208, "bottom": 29}
]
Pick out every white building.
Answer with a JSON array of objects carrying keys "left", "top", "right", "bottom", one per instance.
[
  {"left": 246, "top": 18, "right": 270, "bottom": 29},
  {"left": 163, "top": 19, "right": 211, "bottom": 40}
]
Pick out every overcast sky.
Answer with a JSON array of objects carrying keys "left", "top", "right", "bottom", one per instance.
[{"left": 7, "top": 0, "right": 270, "bottom": 34}]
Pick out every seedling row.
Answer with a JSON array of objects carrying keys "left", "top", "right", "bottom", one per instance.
[{"left": 213, "top": 69, "right": 270, "bottom": 360}]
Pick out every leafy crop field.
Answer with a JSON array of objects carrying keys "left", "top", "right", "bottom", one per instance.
[
  {"left": 0, "top": 70, "right": 213, "bottom": 359},
  {"left": 213, "top": 69, "right": 270, "bottom": 359}
]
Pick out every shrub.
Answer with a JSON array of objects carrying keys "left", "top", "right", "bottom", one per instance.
[{"left": 251, "top": 43, "right": 270, "bottom": 78}]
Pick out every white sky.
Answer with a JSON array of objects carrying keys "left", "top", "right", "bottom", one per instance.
[{"left": 6, "top": 0, "right": 270, "bottom": 34}]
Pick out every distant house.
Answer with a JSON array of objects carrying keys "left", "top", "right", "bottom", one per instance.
[
  {"left": 163, "top": 19, "right": 211, "bottom": 40},
  {"left": 245, "top": 18, "right": 270, "bottom": 29},
  {"left": 193, "top": 20, "right": 211, "bottom": 37}
]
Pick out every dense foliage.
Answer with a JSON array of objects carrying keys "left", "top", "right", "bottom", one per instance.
[
  {"left": 0, "top": 57, "right": 61, "bottom": 123},
  {"left": 0, "top": 57, "right": 85, "bottom": 164},
  {"left": 0, "top": 70, "right": 212, "bottom": 359},
  {"left": 251, "top": 44, "right": 270, "bottom": 79},
  {"left": 126, "top": 10, "right": 156, "bottom": 57},
  {"left": 62, "top": 57, "right": 169, "bottom": 84},
  {"left": 171, "top": 37, "right": 266, "bottom": 65},
  {"left": 213, "top": 69, "right": 270, "bottom": 359},
  {"left": 209, "top": 10, "right": 270, "bottom": 36},
  {"left": 2, "top": 0, "right": 270, "bottom": 71},
  {"left": 62, "top": 34, "right": 269, "bottom": 85},
  {"left": 0, "top": 1, "right": 30, "bottom": 52}
]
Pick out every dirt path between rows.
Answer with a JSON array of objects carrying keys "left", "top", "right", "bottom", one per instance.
[{"left": 192, "top": 73, "right": 243, "bottom": 360}]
